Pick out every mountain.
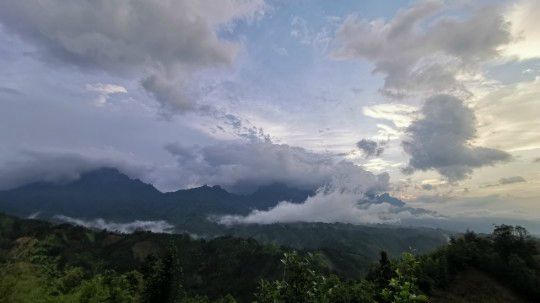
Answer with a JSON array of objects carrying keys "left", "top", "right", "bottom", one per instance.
[
  {"left": 0, "top": 167, "right": 408, "bottom": 223},
  {"left": 0, "top": 168, "right": 163, "bottom": 220},
  {"left": 0, "top": 168, "right": 306, "bottom": 221},
  {"left": 244, "top": 183, "right": 313, "bottom": 210},
  {"left": 373, "top": 192, "right": 406, "bottom": 207},
  {"left": 0, "top": 167, "right": 451, "bottom": 276}
]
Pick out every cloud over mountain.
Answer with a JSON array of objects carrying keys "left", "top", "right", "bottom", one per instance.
[
  {"left": 402, "top": 95, "right": 510, "bottom": 180},
  {"left": 0, "top": 149, "right": 148, "bottom": 190},
  {"left": 218, "top": 173, "right": 435, "bottom": 225},
  {"left": 165, "top": 140, "right": 389, "bottom": 193}
]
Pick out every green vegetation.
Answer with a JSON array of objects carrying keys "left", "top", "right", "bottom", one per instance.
[
  {"left": 221, "top": 222, "right": 448, "bottom": 279},
  {"left": 0, "top": 213, "right": 284, "bottom": 302},
  {"left": 256, "top": 224, "right": 539, "bottom": 303},
  {"left": 420, "top": 225, "right": 540, "bottom": 302},
  {"left": 1, "top": 213, "right": 538, "bottom": 302},
  {"left": 0, "top": 168, "right": 449, "bottom": 279},
  {"left": 255, "top": 251, "right": 427, "bottom": 302}
]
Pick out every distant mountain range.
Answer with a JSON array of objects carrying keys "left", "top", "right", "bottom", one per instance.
[
  {"left": 0, "top": 167, "right": 451, "bottom": 274},
  {"left": 0, "top": 167, "right": 414, "bottom": 223},
  {"left": 0, "top": 167, "right": 313, "bottom": 221}
]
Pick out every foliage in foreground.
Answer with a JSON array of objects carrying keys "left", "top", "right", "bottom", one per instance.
[
  {"left": 255, "top": 251, "right": 427, "bottom": 303},
  {"left": 1, "top": 212, "right": 539, "bottom": 302},
  {"left": 255, "top": 224, "right": 539, "bottom": 303}
]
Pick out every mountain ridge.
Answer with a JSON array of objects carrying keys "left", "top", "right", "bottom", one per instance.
[
  {"left": 0, "top": 167, "right": 404, "bottom": 221},
  {"left": 0, "top": 167, "right": 455, "bottom": 279}
]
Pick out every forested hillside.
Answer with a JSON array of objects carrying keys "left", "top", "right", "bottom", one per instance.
[
  {"left": 1, "top": 213, "right": 538, "bottom": 302},
  {"left": 0, "top": 168, "right": 450, "bottom": 277},
  {"left": 0, "top": 213, "right": 285, "bottom": 302}
]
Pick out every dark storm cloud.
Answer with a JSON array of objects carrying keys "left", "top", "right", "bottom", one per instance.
[
  {"left": 402, "top": 95, "right": 510, "bottom": 181},
  {"left": 356, "top": 139, "right": 385, "bottom": 158},
  {"left": 165, "top": 140, "right": 389, "bottom": 193},
  {"left": 0, "top": 0, "right": 265, "bottom": 112}
]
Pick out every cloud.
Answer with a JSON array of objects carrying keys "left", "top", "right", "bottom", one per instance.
[
  {"left": 362, "top": 103, "right": 417, "bottom": 140},
  {"left": 86, "top": 83, "right": 127, "bottom": 106},
  {"left": 499, "top": 176, "right": 526, "bottom": 185},
  {"left": 331, "top": 1, "right": 513, "bottom": 98},
  {"left": 356, "top": 139, "right": 385, "bottom": 158},
  {"left": 0, "top": 86, "right": 22, "bottom": 96},
  {"left": 85, "top": 83, "right": 127, "bottom": 95},
  {"left": 140, "top": 73, "right": 201, "bottom": 113},
  {"left": 272, "top": 46, "right": 288, "bottom": 56},
  {"left": 362, "top": 104, "right": 416, "bottom": 128},
  {"left": 218, "top": 112, "right": 272, "bottom": 142},
  {"left": 402, "top": 95, "right": 510, "bottom": 180},
  {"left": 0, "top": 0, "right": 265, "bottom": 112},
  {"left": 291, "top": 16, "right": 311, "bottom": 44},
  {"left": 504, "top": 0, "right": 540, "bottom": 60},
  {"left": 482, "top": 176, "right": 527, "bottom": 188},
  {"left": 54, "top": 215, "right": 174, "bottom": 234},
  {"left": 534, "top": 158, "right": 540, "bottom": 163},
  {"left": 217, "top": 174, "right": 435, "bottom": 225},
  {"left": 0, "top": 148, "right": 149, "bottom": 190},
  {"left": 290, "top": 15, "right": 337, "bottom": 52},
  {"left": 475, "top": 77, "right": 540, "bottom": 153},
  {"left": 421, "top": 184, "right": 434, "bottom": 191},
  {"left": 165, "top": 140, "right": 389, "bottom": 193}
]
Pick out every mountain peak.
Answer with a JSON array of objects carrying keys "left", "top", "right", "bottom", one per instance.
[
  {"left": 373, "top": 193, "right": 406, "bottom": 207},
  {"left": 184, "top": 184, "right": 231, "bottom": 195},
  {"left": 75, "top": 167, "right": 137, "bottom": 186}
]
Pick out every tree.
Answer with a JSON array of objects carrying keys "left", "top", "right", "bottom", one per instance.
[
  {"left": 256, "top": 251, "right": 375, "bottom": 303},
  {"left": 380, "top": 253, "right": 427, "bottom": 303}
]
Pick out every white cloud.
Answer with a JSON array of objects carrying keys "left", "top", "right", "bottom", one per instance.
[
  {"left": 291, "top": 16, "right": 311, "bottom": 44},
  {"left": 363, "top": 158, "right": 403, "bottom": 173},
  {"left": 504, "top": 0, "right": 540, "bottom": 60},
  {"left": 272, "top": 46, "right": 288, "bottom": 56},
  {"left": 55, "top": 215, "right": 174, "bottom": 234},
  {"left": 475, "top": 77, "right": 540, "bottom": 153},
  {"left": 331, "top": 0, "right": 513, "bottom": 98},
  {"left": 86, "top": 83, "right": 127, "bottom": 95},
  {"left": 165, "top": 140, "right": 389, "bottom": 193},
  {"left": 0, "top": 0, "right": 266, "bottom": 113},
  {"left": 362, "top": 103, "right": 417, "bottom": 140},
  {"left": 218, "top": 173, "right": 434, "bottom": 225},
  {"left": 363, "top": 103, "right": 417, "bottom": 128},
  {"left": 86, "top": 83, "right": 127, "bottom": 106}
]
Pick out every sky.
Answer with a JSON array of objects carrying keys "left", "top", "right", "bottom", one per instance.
[{"left": 0, "top": 0, "right": 539, "bottom": 227}]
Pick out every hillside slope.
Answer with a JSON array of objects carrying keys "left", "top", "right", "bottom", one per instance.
[
  {"left": 0, "top": 167, "right": 450, "bottom": 278},
  {"left": 0, "top": 212, "right": 287, "bottom": 301},
  {"left": 431, "top": 269, "right": 529, "bottom": 303}
]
